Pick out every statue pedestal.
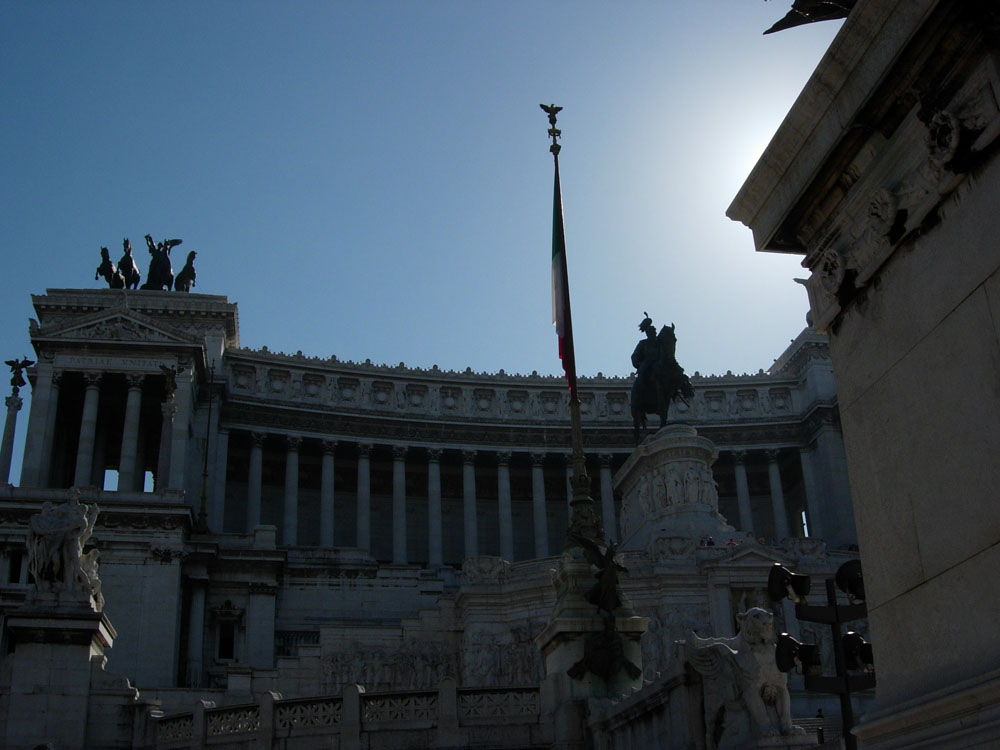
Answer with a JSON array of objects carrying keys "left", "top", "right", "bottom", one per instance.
[
  {"left": 536, "top": 553, "right": 648, "bottom": 750},
  {"left": 3, "top": 602, "right": 120, "bottom": 750},
  {"left": 615, "top": 423, "right": 735, "bottom": 551}
]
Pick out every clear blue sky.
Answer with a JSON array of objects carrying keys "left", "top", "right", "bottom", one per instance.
[{"left": 0, "top": 2, "right": 842, "bottom": 477}]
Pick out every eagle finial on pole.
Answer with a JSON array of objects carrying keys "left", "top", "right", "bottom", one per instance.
[{"left": 540, "top": 103, "right": 563, "bottom": 155}]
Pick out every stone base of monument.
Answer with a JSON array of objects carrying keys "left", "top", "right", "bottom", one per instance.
[
  {"left": 755, "top": 733, "right": 820, "bottom": 749},
  {"left": 615, "top": 423, "right": 736, "bottom": 550},
  {"left": 3, "top": 598, "right": 129, "bottom": 750},
  {"left": 537, "top": 554, "right": 648, "bottom": 749}
]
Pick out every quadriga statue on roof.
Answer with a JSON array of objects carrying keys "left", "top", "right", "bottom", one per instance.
[
  {"left": 630, "top": 313, "right": 694, "bottom": 444},
  {"left": 140, "top": 234, "right": 182, "bottom": 291},
  {"left": 27, "top": 489, "right": 103, "bottom": 609},
  {"left": 683, "top": 608, "right": 804, "bottom": 749}
]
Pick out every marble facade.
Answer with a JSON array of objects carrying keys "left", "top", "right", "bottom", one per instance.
[{"left": 0, "top": 287, "right": 861, "bottom": 747}]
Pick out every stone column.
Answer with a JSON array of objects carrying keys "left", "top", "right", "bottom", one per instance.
[
  {"left": 766, "top": 450, "right": 790, "bottom": 541},
  {"left": 733, "top": 451, "right": 754, "bottom": 533},
  {"left": 797, "top": 446, "right": 825, "bottom": 539},
  {"left": 0, "top": 393, "right": 23, "bottom": 485},
  {"left": 246, "top": 431, "right": 266, "bottom": 533},
  {"left": 392, "top": 446, "right": 408, "bottom": 564},
  {"left": 599, "top": 454, "right": 616, "bottom": 544},
  {"left": 497, "top": 451, "right": 514, "bottom": 562},
  {"left": 530, "top": 452, "right": 549, "bottom": 558},
  {"left": 117, "top": 374, "right": 144, "bottom": 492},
  {"left": 211, "top": 428, "right": 229, "bottom": 531},
  {"left": 462, "top": 450, "right": 478, "bottom": 558},
  {"left": 156, "top": 400, "right": 175, "bottom": 491},
  {"left": 74, "top": 373, "right": 102, "bottom": 486},
  {"left": 35, "top": 371, "right": 62, "bottom": 488},
  {"left": 320, "top": 440, "right": 336, "bottom": 548},
  {"left": 19, "top": 363, "right": 54, "bottom": 488},
  {"left": 356, "top": 443, "right": 372, "bottom": 552},
  {"left": 168, "top": 367, "right": 194, "bottom": 491},
  {"left": 283, "top": 436, "right": 301, "bottom": 546},
  {"left": 186, "top": 577, "right": 207, "bottom": 687},
  {"left": 427, "top": 448, "right": 443, "bottom": 567},
  {"left": 564, "top": 454, "right": 574, "bottom": 520}
]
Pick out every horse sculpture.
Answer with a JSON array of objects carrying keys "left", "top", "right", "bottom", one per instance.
[
  {"left": 140, "top": 234, "right": 180, "bottom": 291},
  {"left": 174, "top": 250, "right": 197, "bottom": 292},
  {"left": 95, "top": 247, "right": 125, "bottom": 289},
  {"left": 118, "top": 238, "right": 141, "bottom": 290},
  {"left": 630, "top": 321, "right": 694, "bottom": 445}
]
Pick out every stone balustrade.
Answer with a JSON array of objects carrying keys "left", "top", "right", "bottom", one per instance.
[{"left": 151, "top": 680, "right": 545, "bottom": 750}]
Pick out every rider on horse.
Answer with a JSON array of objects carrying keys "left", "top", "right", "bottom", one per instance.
[{"left": 630, "top": 313, "right": 694, "bottom": 444}]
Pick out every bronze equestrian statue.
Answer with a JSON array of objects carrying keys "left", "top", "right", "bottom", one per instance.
[
  {"left": 630, "top": 313, "right": 694, "bottom": 445},
  {"left": 140, "top": 234, "right": 181, "bottom": 291},
  {"left": 118, "top": 238, "right": 141, "bottom": 290},
  {"left": 174, "top": 250, "right": 197, "bottom": 292},
  {"left": 95, "top": 247, "right": 125, "bottom": 289}
]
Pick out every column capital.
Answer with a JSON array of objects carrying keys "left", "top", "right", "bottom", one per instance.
[
  {"left": 357, "top": 442, "right": 373, "bottom": 459},
  {"left": 5, "top": 395, "right": 23, "bottom": 412},
  {"left": 321, "top": 439, "right": 337, "bottom": 455},
  {"left": 83, "top": 372, "right": 103, "bottom": 388},
  {"left": 427, "top": 447, "right": 443, "bottom": 462},
  {"left": 462, "top": 449, "right": 477, "bottom": 464},
  {"left": 764, "top": 449, "right": 781, "bottom": 463},
  {"left": 285, "top": 435, "right": 302, "bottom": 451},
  {"left": 250, "top": 431, "right": 267, "bottom": 448},
  {"left": 530, "top": 451, "right": 546, "bottom": 467},
  {"left": 125, "top": 373, "right": 145, "bottom": 389},
  {"left": 51, "top": 371, "right": 64, "bottom": 387},
  {"left": 496, "top": 450, "right": 511, "bottom": 466},
  {"left": 392, "top": 445, "right": 408, "bottom": 461},
  {"left": 732, "top": 449, "right": 749, "bottom": 464},
  {"left": 599, "top": 453, "right": 613, "bottom": 469},
  {"left": 563, "top": 453, "right": 574, "bottom": 468}
]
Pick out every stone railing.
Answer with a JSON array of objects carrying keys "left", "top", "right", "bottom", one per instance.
[{"left": 152, "top": 679, "right": 545, "bottom": 750}]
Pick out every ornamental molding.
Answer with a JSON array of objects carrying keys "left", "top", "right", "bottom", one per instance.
[
  {"left": 802, "top": 45, "right": 1000, "bottom": 331},
  {"left": 31, "top": 308, "right": 203, "bottom": 350},
  {"left": 32, "top": 288, "right": 239, "bottom": 343}
]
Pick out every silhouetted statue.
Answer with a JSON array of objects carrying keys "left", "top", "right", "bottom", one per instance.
[
  {"left": 140, "top": 234, "right": 180, "bottom": 290},
  {"left": 763, "top": 0, "right": 855, "bottom": 35},
  {"left": 118, "top": 238, "right": 141, "bottom": 290},
  {"left": 630, "top": 314, "right": 694, "bottom": 444},
  {"left": 95, "top": 247, "right": 125, "bottom": 289},
  {"left": 174, "top": 250, "right": 197, "bottom": 292},
  {"left": 5, "top": 357, "right": 34, "bottom": 394},
  {"left": 569, "top": 532, "right": 628, "bottom": 614}
]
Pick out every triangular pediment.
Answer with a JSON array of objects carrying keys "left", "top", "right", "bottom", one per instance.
[
  {"left": 701, "top": 544, "right": 785, "bottom": 570},
  {"left": 32, "top": 309, "right": 201, "bottom": 347}
]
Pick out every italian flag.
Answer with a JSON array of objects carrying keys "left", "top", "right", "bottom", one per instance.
[{"left": 551, "top": 157, "right": 578, "bottom": 398}]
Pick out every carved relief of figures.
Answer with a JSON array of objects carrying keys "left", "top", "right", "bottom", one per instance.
[
  {"left": 684, "top": 464, "right": 701, "bottom": 505},
  {"left": 666, "top": 466, "right": 683, "bottom": 506},
  {"left": 699, "top": 467, "right": 718, "bottom": 506},
  {"left": 461, "top": 556, "right": 510, "bottom": 585},
  {"left": 27, "top": 491, "right": 102, "bottom": 607}
]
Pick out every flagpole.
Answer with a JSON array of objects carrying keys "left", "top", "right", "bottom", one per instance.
[{"left": 541, "top": 104, "right": 604, "bottom": 546}]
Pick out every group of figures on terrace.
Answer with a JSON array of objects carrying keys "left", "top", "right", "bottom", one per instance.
[
  {"left": 26, "top": 490, "right": 104, "bottom": 609},
  {"left": 95, "top": 235, "right": 197, "bottom": 292}
]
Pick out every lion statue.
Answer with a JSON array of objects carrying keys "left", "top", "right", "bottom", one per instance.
[{"left": 683, "top": 607, "right": 804, "bottom": 749}]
